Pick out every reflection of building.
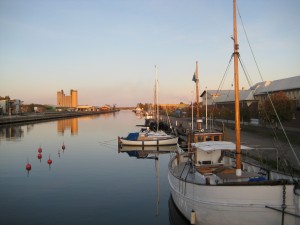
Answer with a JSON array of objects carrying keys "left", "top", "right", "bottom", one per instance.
[
  {"left": 0, "top": 126, "right": 24, "bottom": 140},
  {"left": 57, "top": 89, "right": 78, "bottom": 108},
  {"left": 57, "top": 118, "right": 78, "bottom": 135}
]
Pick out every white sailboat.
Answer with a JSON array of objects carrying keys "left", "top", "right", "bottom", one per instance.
[
  {"left": 168, "top": 1, "right": 300, "bottom": 224},
  {"left": 119, "top": 66, "right": 178, "bottom": 147}
]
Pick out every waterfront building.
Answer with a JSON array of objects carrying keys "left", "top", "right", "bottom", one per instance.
[
  {"left": 251, "top": 75, "right": 300, "bottom": 110},
  {"left": 200, "top": 75, "right": 300, "bottom": 127},
  {"left": 57, "top": 89, "right": 78, "bottom": 108},
  {"left": 0, "top": 99, "right": 22, "bottom": 115},
  {"left": 100, "top": 104, "right": 111, "bottom": 111}
]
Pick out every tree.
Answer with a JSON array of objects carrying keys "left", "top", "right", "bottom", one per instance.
[
  {"left": 240, "top": 104, "right": 251, "bottom": 124},
  {"left": 259, "top": 91, "right": 292, "bottom": 123}
]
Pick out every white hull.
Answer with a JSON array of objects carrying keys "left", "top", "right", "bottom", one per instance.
[
  {"left": 120, "top": 137, "right": 178, "bottom": 146},
  {"left": 168, "top": 158, "right": 300, "bottom": 225}
]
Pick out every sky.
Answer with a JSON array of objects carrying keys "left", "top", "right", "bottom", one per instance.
[{"left": 0, "top": 0, "right": 299, "bottom": 107}]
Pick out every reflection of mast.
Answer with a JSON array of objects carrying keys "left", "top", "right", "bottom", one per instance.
[{"left": 155, "top": 153, "right": 160, "bottom": 216}]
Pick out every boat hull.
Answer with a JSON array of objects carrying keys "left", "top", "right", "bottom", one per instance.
[
  {"left": 168, "top": 159, "right": 300, "bottom": 225},
  {"left": 120, "top": 137, "right": 178, "bottom": 146}
]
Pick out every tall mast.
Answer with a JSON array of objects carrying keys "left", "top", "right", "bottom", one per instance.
[
  {"left": 155, "top": 65, "right": 159, "bottom": 132},
  {"left": 195, "top": 61, "right": 201, "bottom": 130},
  {"left": 233, "top": 0, "right": 241, "bottom": 176}
]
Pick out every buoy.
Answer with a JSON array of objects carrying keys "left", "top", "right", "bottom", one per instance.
[
  {"left": 190, "top": 210, "right": 196, "bottom": 224},
  {"left": 47, "top": 158, "right": 52, "bottom": 165},
  {"left": 37, "top": 153, "right": 42, "bottom": 161},
  {"left": 62, "top": 142, "right": 65, "bottom": 150},
  {"left": 38, "top": 145, "right": 42, "bottom": 153},
  {"left": 26, "top": 163, "right": 31, "bottom": 174},
  {"left": 47, "top": 155, "right": 53, "bottom": 169}
]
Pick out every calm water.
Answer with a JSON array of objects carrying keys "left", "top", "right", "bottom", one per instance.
[{"left": 0, "top": 110, "right": 189, "bottom": 225}]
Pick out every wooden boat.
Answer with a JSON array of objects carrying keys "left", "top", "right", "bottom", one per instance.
[{"left": 168, "top": 1, "right": 300, "bottom": 224}]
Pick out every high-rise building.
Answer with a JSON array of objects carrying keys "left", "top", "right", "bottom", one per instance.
[{"left": 57, "top": 89, "right": 78, "bottom": 107}]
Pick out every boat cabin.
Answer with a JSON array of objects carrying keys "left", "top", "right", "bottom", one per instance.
[
  {"left": 193, "top": 131, "right": 223, "bottom": 142},
  {"left": 192, "top": 141, "right": 252, "bottom": 166}
]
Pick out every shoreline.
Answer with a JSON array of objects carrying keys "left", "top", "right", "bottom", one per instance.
[{"left": 0, "top": 110, "right": 120, "bottom": 126}]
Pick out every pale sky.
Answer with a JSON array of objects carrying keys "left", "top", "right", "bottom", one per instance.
[{"left": 1, "top": 0, "right": 299, "bottom": 107}]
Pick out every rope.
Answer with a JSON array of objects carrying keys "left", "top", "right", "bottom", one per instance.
[
  {"left": 237, "top": 6, "right": 300, "bottom": 167},
  {"left": 210, "top": 54, "right": 234, "bottom": 119},
  {"left": 281, "top": 184, "right": 286, "bottom": 225}
]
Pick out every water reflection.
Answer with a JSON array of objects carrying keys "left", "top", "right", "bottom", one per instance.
[
  {"left": 1, "top": 111, "right": 189, "bottom": 225},
  {"left": 118, "top": 145, "right": 179, "bottom": 218},
  {"left": 57, "top": 118, "right": 78, "bottom": 135},
  {"left": 0, "top": 126, "right": 24, "bottom": 141},
  {"left": 168, "top": 195, "right": 190, "bottom": 225}
]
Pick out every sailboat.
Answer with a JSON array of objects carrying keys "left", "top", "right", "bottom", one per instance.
[
  {"left": 168, "top": 1, "right": 300, "bottom": 224},
  {"left": 119, "top": 66, "right": 178, "bottom": 146}
]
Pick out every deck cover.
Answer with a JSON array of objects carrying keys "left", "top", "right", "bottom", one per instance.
[
  {"left": 126, "top": 132, "right": 139, "bottom": 141},
  {"left": 191, "top": 141, "right": 253, "bottom": 152}
]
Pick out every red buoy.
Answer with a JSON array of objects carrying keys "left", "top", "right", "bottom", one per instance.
[
  {"left": 62, "top": 143, "right": 65, "bottom": 150},
  {"left": 26, "top": 163, "right": 31, "bottom": 173},
  {"left": 38, "top": 145, "right": 42, "bottom": 153},
  {"left": 37, "top": 153, "right": 42, "bottom": 161},
  {"left": 47, "top": 155, "right": 52, "bottom": 165}
]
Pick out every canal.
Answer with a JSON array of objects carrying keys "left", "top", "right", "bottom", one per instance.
[{"left": 0, "top": 110, "right": 189, "bottom": 225}]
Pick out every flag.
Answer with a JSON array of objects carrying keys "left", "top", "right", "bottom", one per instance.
[{"left": 192, "top": 73, "right": 197, "bottom": 83}]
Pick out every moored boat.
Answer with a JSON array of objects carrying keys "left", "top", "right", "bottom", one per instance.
[
  {"left": 119, "top": 65, "right": 178, "bottom": 147},
  {"left": 168, "top": 1, "right": 300, "bottom": 224},
  {"left": 119, "top": 129, "right": 178, "bottom": 146}
]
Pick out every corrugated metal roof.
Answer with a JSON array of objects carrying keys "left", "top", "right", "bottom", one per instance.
[
  {"left": 201, "top": 90, "right": 254, "bottom": 103},
  {"left": 252, "top": 75, "right": 300, "bottom": 95},
  {"left": 200, "top": 75, "right": 299, "bottom": 104}
]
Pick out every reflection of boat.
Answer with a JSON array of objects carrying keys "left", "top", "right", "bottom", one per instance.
[
  {"left": 119, "top": 146, "right": 173, "bottom": 216},
  {"left": 168, "top": 1, "right": 300, "bottom": 225},
  {"left": 119, "top": 144, "right": 179, "bottom": 152}
]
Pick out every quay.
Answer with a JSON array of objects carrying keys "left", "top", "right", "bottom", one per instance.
[
  {"left": 161, "top": 115, "right": 300, "bottom": 170},
  {"left": 0, "top": 110, "right": 119, "bottom": 126}
]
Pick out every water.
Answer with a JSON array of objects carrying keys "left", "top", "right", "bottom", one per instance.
[{"left": 0, "top": 110, "right": 189, "bottom": 225}]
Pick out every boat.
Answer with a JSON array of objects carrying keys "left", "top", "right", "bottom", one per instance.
[
  {"left": 119, "top": 66, "right": 178, "bottom": 146},
  {"left": 168, "top": 1, "right": 300, "bottom": 224},
  {"left": 119, "top": 129, "right": 178, "bottom": 146}
]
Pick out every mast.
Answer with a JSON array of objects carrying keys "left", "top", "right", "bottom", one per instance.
[
  {"left": 195, "top": 61, "right": 201, "bottom": 130},
  {"left": 155, "top": 65, "right": 159, "bottom": 132},
  {"left": 233, "top": 0, "right": 241, "bottom": 176},
  {"left": 205, "top": 86, "right": 208, "bottom": 130}
]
